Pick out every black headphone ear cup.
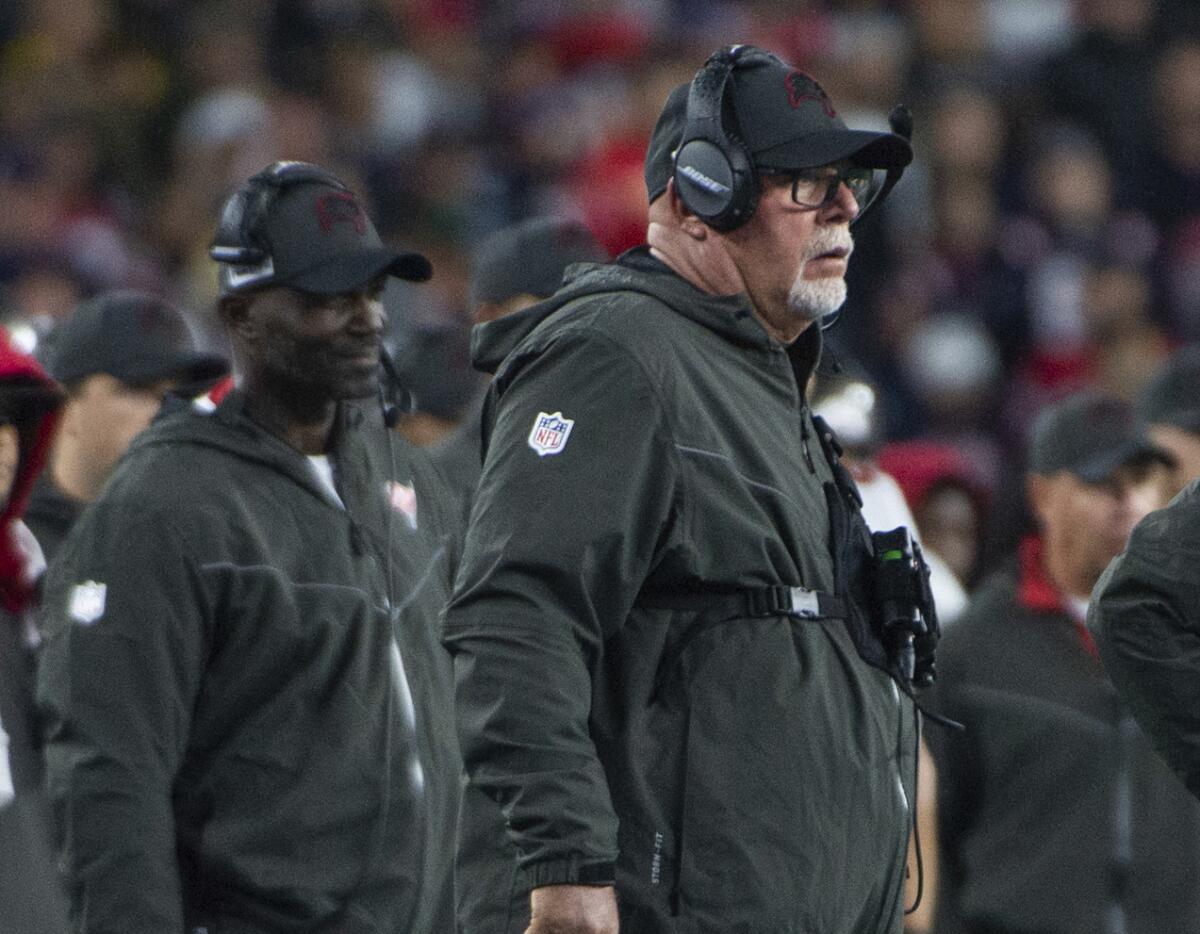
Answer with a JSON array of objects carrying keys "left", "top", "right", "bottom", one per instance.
[
  {"left": 238, "top": 182, "right": 274, "bottom": 259},
  {"left": 674, "top": 137, "right": 735, "bottom": 222},
  {"left": 210, "top": 162, "right": 350, "bottom": 265},
  {"left": 718, "top": 129, "right": 758, "bottom": 231},
  {"left": 673, "top": 46, "right": 767, "bottom": 232},
  {"left": 674, "top": 131, "right": 758, "bottom": 232},
  {"left": 672, "top": 138, "right": 760, "bottom": 232},
  {"left": 210, "top": 186, "right": 266, "bottom": 265}
]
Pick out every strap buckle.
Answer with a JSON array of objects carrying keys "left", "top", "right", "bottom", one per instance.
[
  {"left": 787, "top": 586, "right": 822, "bottom": 618},
  {"left": 751, "top": 585, "right": 823, "bottom": 618}
]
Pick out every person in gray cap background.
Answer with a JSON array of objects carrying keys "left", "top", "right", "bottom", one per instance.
[
  {"left": 467, "top": 216, "right": 609, "bottom": 327},
  {"left": 1136, "top": 343, "right": 1200, "bottom": 499},
  {"left": 430, "top": 215, "right": 607, "bottom": 505},
  {"left": 36, "top": 161, "right": 462, "bottom": 934},
  {"left": 444, "top": 45, "right": 920, "bottom": 933},
  {"left": 24, "top": 290, "right": 228, "bottom": 563},
  {"left": 929, "top": 390, "right": 1200, "bottom": 934}
]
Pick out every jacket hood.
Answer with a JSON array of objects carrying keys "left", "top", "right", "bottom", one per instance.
[
  {"left": 471, "top": 246, "right": 822, "bottom": 377},
  {"left": 130, "top": 390, "right": 377, "bottom": 507},
  {"left": 0, "top": 329, "right": 64, "bottom": 612}
]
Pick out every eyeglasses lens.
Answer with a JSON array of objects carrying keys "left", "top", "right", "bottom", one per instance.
[{"left": 790, "top": 167, "right": 877, "bottom": 209}]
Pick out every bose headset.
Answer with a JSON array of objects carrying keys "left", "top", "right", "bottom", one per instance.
[
  {"left": 209, "top": 160, "right": 351, "bottom": 269},
  {"left": 672, "top": 45, "right": 912, "bottom": 232}
]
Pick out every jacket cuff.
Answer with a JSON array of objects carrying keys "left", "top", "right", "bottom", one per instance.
[{"left": 518, "top": 857, "right": 617, "bottom": 890}]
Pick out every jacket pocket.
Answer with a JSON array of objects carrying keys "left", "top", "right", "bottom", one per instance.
[
  {"left": 622, "top": 614, "right": 708, "bottom": 920},
  {"left": 637, "top": 613, "right": 805, "bottom": 923},
  {"left": 634, "top": 605, "right": 903, "bottom": 931}
]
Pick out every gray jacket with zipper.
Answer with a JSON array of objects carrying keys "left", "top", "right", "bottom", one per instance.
[
  {"left": 444, "top": 248, "right": 917, "bottom": 934},
  {"left": 36, "top": 391, "right": 462, "bottom": 934}
]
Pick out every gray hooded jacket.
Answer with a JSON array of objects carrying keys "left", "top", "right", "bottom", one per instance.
[
  {"left": 37, "top": 392, "right": 462, "bottom": 934},
  {"left": 444, "top": 248, "right": 917, "bottom": 934}
]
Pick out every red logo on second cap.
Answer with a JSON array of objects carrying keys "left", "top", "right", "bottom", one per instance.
[
  {"left": 316, "top": 192, "right": 367, "bottom": 236},
  {"left": 786, "top": 71, "right": 837, "bottom": 118}
]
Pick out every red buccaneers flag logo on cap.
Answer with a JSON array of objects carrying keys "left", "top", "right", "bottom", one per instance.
[
  {"left": 785, "top": 71, "right": 837, "bottom": 118},
  {"left": 316, "top": 192, "right": 368, "bottom": 236}
]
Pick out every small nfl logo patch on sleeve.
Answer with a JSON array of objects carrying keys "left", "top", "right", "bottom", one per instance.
[
  {"left": 69, "top": 581, "right": 107, "bottom": 625},
  {"left": 528, "top": 411, "right": 574, "bottom": 457}
]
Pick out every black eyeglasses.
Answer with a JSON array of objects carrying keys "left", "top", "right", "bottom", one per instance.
[{"left": 761, "top": 164, "right": 877, "bottom": 211}]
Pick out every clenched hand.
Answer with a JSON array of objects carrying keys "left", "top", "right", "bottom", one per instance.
[{"left": 525, "top": 884, "right": 619, "bottom": 934}]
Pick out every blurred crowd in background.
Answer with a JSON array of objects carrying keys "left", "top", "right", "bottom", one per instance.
[{"left": 0, "top": 0, "right": 1199, "bottom": 589}]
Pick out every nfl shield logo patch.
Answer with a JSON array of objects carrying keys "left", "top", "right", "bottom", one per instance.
[
  {"left": 528, "top": 411, "right": 574, "bottom": 457},
  {"left": 69, "top": 581, "right": 107, "bottom": 626}
]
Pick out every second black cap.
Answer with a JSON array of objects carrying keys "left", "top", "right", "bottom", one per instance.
[
  {"left": 1029, "top": 391, "right": 1171, "bottom": 482},
  {"left": 1138, "top": 345, "right": 1200, "bottom": 435}
]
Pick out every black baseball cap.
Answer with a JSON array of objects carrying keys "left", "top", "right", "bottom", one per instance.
[
  {"left": 470, "top": 217, "right": 607, "bottom": 310},
  {"left": 1137, "top": 345, "right": 1200, "bottom": 435},
  {"left": 45, "top": 291, "right": 229, "bottom": 387},
  {"left": 645, "top": 51, "right": 913, "bottom": 204},
  {"left": 211, "top": 163, "right": 432, "bottom": 296},
  {"left": 1028, "top": 391, "right": 1171, "bottom": 482}
]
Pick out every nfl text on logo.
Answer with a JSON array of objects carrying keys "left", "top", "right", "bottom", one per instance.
[{"left": 527, "top": 411, "right": 575, "bottom": 457}]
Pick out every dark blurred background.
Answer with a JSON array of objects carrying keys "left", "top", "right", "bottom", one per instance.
[{"left": 0, "top": 0, "right": 1197, "bottom": 524}]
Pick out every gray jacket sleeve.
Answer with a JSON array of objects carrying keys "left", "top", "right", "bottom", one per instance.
[
  {"left": 443, "top": 327, "right": 678, "bottom": 888},
  {"left": 1089, "top": 482, "right": 1200, "bottom": 799},
  {"left": 36, "top": 507, "right": 207, "bottom": 934}
]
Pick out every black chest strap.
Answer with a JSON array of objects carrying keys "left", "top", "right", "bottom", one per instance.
[{"left": 638, "top": 584, "right": 845, "bottom": 621}]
